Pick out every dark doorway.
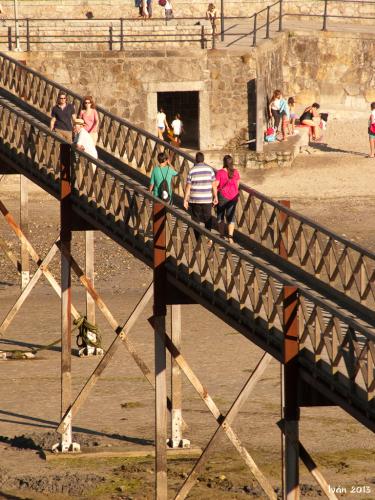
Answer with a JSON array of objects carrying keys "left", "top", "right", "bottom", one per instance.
[{"left": 157, "top": 91, "right": 199, "bottom": 149}]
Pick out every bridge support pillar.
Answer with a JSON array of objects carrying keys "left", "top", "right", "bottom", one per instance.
[
  {"left": 281, "top": 285, "right": 300, "bottom": 500},
  {"left": 153, "top": 201, "right": 168, "bottom": 499},
  {"left": 20, "top": 175, "right": 30, "bottom": 290},
  {"left": 168, "top": 304, "right": 190, "bottom": 449},
  {"left": 54, "top": 143, "right": 80, "bottom": 454}
]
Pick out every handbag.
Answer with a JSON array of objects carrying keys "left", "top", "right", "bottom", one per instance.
[{"left": 370, "top": 122, "right": 375, "bottom": 134}]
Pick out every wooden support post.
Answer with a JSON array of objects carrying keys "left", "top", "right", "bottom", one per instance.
[
  {"left": 58, "top": 143, "right": 79, "bottom": 453},
  {"left": 153, "top": 201, "right": 168, "bottom": 499},
  {"left": 169, "top": 304, "right": 186, "bottom": 448},
  {"left": 281, "top": 285, "right": 299, "bottom": 500},
  {"left": 85, "top": 230, "right": 95, "bottom": 324},
  {"left": 20, "top": 175, "right": 30, "bottom": 290},
  {"left": 256, "top": 76, "right": 264, "bottom": 153}
]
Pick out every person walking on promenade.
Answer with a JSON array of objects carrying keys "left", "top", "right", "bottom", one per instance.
[
  {"left": 183, "top": 151, "right": 218, "bottom": 242},
  {"left": 156, "top": 107, "right": 170, "bottom": 140},
  {"left": 79, "top": 95, "right": 99, "bottom": 145},
  {"left": 50, "top": 92, "right": 76, "bottom": 142},
  {"left": 149, "top": 151, "right": 178, "bottom": 202},
  {"left": 214, "top": 154, "right": 240, "bottom": 244},
  {"left": 368, "top": 102, "right": 375, "bottom": 158}
]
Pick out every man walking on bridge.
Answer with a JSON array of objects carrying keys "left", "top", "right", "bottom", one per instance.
[
  {"left": 50, "top": 92, "right": 76, "bottom": 142},
  {"left": 183, "top": 151, "right": 218, "bottom": 242}
]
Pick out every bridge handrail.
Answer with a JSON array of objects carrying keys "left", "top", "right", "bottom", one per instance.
[{"left": 1, "top": 50, "right": 375, "bottom": 309}]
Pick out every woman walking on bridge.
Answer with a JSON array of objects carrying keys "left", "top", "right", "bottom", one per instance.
[
  {"left": 79, "top": 95, "right": 99, "bottom": 145},
  {"left": 214, "top": 155, "right": 240, "bottom": 244}
]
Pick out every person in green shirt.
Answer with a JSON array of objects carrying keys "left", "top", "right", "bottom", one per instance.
[{"left": 149, "top": 152, "right": 178, "bottom": 202}]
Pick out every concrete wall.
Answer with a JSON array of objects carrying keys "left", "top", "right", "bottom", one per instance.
[{"left": 23, "top": 47, "right": 258, "bottom": 150}]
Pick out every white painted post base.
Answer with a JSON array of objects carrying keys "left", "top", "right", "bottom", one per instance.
[
  {"left": 167, "top": 438, "right": 191, "bottom": 449},
  {"left": 52, "top": 412, "right": 81, "bottom": 454},
  {"left": 78, "top": 346, "right": 104, "bottom": 357}
]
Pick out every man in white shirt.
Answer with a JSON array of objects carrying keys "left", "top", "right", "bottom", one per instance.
[{"left": 73, "top": 118, "right": 98, "bottom": 159}]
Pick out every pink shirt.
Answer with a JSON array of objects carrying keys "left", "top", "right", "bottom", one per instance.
[
  {"left": 79, "top": 109, "right": 99, "bottom": 133},
  {"left": 216, "top": 168, "right": 240, "bottom": 200}
]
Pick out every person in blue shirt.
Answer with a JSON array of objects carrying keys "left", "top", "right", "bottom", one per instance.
[
  {"left": 278, "top": 96, "right": 290, "bottom": 141},
  {"left": 149, "top": 152, "right": 178, "bottom": 202}
]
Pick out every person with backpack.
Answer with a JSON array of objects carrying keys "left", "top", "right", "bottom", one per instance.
[{"left": 149, "top": 152, "right": 178, "bottom": 203}]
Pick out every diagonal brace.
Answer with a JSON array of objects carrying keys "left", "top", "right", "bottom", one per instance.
[
  {"left": 163, "top": 332, "right": 277, "bottom": 500},
  {"left": 175, "top": 351, "right": 276, "bottom": 500},
  {"left": 57, "top": 282, "right": 154, "bottom": 434}
]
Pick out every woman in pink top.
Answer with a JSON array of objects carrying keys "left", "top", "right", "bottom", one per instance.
[
  {"left": 79, "top": 95, "right": 99, "bottom": 144},
  {"left": 214, "top": 155, "right": 240, "bottom": 243}
]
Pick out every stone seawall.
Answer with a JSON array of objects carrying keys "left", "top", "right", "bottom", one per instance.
[
  {"left": 1, "top": 0, "right": 372, "bottom": 21},
  {"left": 1, "top": 0, "right": 268, "bottom": 19},
  {"left": 284, "top": 31, "right": 375, "bottom": 110}
]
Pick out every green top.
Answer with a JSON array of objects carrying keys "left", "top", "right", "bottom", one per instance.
[{"left": 150, "top": 165, "right": 178, "bottom": 198}]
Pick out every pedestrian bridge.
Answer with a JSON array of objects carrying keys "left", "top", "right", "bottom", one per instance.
[{"left": 0, "top": 51, "right": 374, "bottom": 499}]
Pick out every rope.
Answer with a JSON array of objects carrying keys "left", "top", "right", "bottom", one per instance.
[{"left": 0, "top": 315, "right": 102, "bottom": 360}]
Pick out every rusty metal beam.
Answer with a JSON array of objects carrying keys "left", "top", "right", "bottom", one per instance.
[
  {"left": 282, "top": 285, "right": 300, "bottom": 500},
  {"left": 153, "top": 201, "right": 168, "bottom": 500},
  {"left": 60, "top": 143, "right": 73, "bottom": 450}
]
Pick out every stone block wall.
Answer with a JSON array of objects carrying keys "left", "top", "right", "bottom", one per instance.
[
  {"left": 1, "top": 1, "right": 372, "bottom": 21},
  {"left": 23, "top": 47, "right": 258, "bottom": 150},
  {"left": 283, "top": 31, "right": 375, "bottom": 109},
  {"left": 1, "top": 1, "right": 269, "bottom": 19}
]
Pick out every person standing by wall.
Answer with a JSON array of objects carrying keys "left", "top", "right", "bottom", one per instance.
[
  {"left": 50, "top": 92, "right": 76, "bottom": 142},
  {"left": 268, "top": 89, "right": 282, "bottom": 132},
  {"left": 183, "top": 151, "right": 218, "bottom": 242}
]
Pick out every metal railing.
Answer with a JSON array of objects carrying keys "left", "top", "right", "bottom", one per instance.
[
  {"left": 1, "top": 96, "right": 374, "bottom": 427},
  {"left": 1, "top": 50, "right": 375, "bottom": 313},
  {"left": 0, "top": 1, "right": 374, "bottom": 51},
  {"left": 0, "top": 16, "right": 212, "bottom": 51}
]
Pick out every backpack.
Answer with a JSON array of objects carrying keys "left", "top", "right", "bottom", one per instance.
[
  {"left": 158, "top": 167, "right": 170, "bottom": 202},
  {"left": 158, "top": 0, "right": 167, "bottom": 6}
]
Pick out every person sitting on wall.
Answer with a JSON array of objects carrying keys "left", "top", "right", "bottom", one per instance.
[{"left": 300, "top": 102, "right": 321, "bottom": 141}]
